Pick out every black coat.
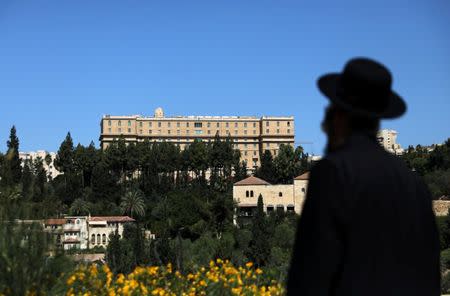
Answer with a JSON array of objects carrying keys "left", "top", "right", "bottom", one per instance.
[{"left": 287, "top": 133, "right": 440, "bottom": 296}]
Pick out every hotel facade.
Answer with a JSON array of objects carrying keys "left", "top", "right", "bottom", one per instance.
[{"left": 99, "top": 108, "right": 295, "bottom": 168}]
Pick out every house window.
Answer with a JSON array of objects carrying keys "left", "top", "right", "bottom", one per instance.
[
  {"left": 267, "top": 206, "right": 274, "bottom": 213},
  {"left": 97, "top": 234, "right": 101, "bottom": 245},
  {"left": 279, "top": 192, "right": 283, "bottom": 197},
  {"left": 91, "top": 234, "right": 95, "bottom": 245},
  {"left": 250, "top": 190, "right": 254, "bottom": 197},
  {"left": 102, "top": 234, "right": 106, "bottom": 244},
  {"left": 246, "top": 191, "right": 249, "bottom": 197},
  {"left": 287, "top": 206, "right": 295, "bottom": 212}
]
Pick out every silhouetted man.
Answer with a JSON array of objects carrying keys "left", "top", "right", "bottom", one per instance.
[{"left": 287, "top": 58, "right": 440, "bottom": 295}]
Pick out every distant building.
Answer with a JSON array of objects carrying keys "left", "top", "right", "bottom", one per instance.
[
  {"left": 43, "top": 216, "right": 135, "bottom": 250},
  {"left": 377, "top": 129, "right": 404, "bottom": 155},
  {"left": 19, "top": 150, "right": 61, "bottom": 179},
  {"left": 232, "top": 173, "right": 309, "bottom": 223},
  {"left": 99, "top": 107, "right": 295, "bottom": 169}
]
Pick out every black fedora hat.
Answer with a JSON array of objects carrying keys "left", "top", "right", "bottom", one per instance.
[{"left": 318, "top": 57, "right": 406, "bottom": 119}]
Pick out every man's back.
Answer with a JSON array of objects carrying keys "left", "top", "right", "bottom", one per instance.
[{"left": 287, "top": 133, "right": 440, "bottom": 295}]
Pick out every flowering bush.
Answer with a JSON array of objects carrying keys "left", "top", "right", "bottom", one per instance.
[{"left": 64, "top": 259, "right": 284, "bottom": 296}]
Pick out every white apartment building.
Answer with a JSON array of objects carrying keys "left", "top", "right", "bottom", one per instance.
[
  {"left": 43, "top": 216, "right": 135, "bottom": 250},
  {"left": 377, "top": 129, "right": 404, "bottom": 155},
  {"left": 19, "top": 150, "right": 61, "bottom": 179},
  {"left": 233, "top": 172, "right": 309, "bottom": 223}
]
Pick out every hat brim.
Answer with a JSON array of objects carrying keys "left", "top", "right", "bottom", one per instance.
[{"left": 318, "top": 73, "right": 407, "bottom": 119}]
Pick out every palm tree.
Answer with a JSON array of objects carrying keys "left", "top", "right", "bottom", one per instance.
[
  {"left": 70, "top": 198, "right": 90, "bottom": 215},
  {"left": 120, "top": 189, "right": 145, "bottom": 218}
]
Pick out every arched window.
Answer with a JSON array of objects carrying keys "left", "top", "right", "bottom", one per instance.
[
  {"left": 302, "top": 187, "right": 306, "bottom": 193},
  {"left": 97, "top": 234, "right": 101, "bottom": 245},
  {"left": 279, "top": 192, "right": 283, "bottom": 197},
  {"left": 91, "top": 234, "right": 95, "bottom": 245},
  {"left": 102, "top": 234, "right": 107, "bottom": 244}
]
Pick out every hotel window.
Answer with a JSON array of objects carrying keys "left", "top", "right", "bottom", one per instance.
[
  {"left": 195, "top": 130, "right": 202, "bottom": 135},
  {"left": 244, "top": 144, "right": 248, "bottom": 148},
  {"left": 207, "top": 122, "right": 211, "bottom": 128},
  {"left": 186, "top": 122, "right": 190, "bottom": 127},
  {"left": 158, "top": 130, "right": 161, "bottom": 134},
  {"left": 253, "top": 130, "right": 256, "bottom": 134},
  {"left": 234, "top": 122, "right": 238, "bottom": 128},
  {"left": 277, "top": 121, "right": 280, "bottom": 127},
  {"left": 287, "top": 129, "right": 290, "bottom": 133},
  {"left": 108, "top": 128, "right": 111, "bottom": 133},
  {"left": 158, "top": 122, "right": 162, "bottom": 127},
  {"left": 266, "top": 129, "right": 269, "bottom": 133},
  {"left": 244, "top": 122, "right": 247, "bottom": 128},
  {"left": 287, "top": 121, "right": 291, "bottom": 126},
  {"left": 226, "top": 122, "right": 229, "bottom": 128},
  {"left": 177, "top": 122, "right": 180, "bottom": 127},
  {"left": 234, "top": 130, "right": 238, "bottom": 135},
  {"left": 216, "top": 122, "right": 220, "bottom": 127},
  {"left": 168, "top": 130, "right": 171, "bottom": 135},
  {"left": 194, "top": 122, "right": 202, "bottom": 128},
  {"left": 149, "top": 122, "right": 152, "bottom": 127},
  {"left": 91, "top": 234, "right": 95, "bottom": 245},
  {"left": 168, "top": 122, "right": 171, "bottom": 127},
  {"left": 277, "top": 129, "right": 280, "bottom": 134},
  {"left": 118, "top": 128, "right": 122, "bottom": 133},
  {"left": 266, "top": 122, "right": 269, "bottom": 127},
  {"left": 253, "top": 122, "right": 256, "bottom": 128},
  {"left": 118, "top": 121, "right": 122, "bottom": 126},
  {"left": 102, "top": 234, "right": 106, "bottom": 244},
  {"left": 244, "top": 130, "right": 247, "bottom": 135},
  {"left": 177, "top": 130, "right": 180, "bottom": 135},
  {"left": 128, "top": 120, "right": 131, "bottom": 126},
  {"left": 186, "top": 130, "right": 190, "bottom": 134},
  {"left": 97, "top": 234, "right": 101, "bottom": 245},
  {"left": 208, "top": 130, "right": 211, "bottom": 135},
  {"left": 128, "top": 128, "right": 131, "bottom": 133},
  {"left": 139, "top": 129, "right": 142, "bottom": 134},
  {"left": 139, "top": 122, "right": 143, "bottom": 127},
  {"left": 108, "top": 120, "right": 111, "bottom": 126},
  {"left": 149, "top": 130, "right": 152, "bottom": 134},
  {"left": 226, "top": 130, "right": 230, "bottom": 135}
]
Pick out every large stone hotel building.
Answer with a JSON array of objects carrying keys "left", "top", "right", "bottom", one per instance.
[{"left": 100, "top": 108, "right": 295, "bottom": 168}]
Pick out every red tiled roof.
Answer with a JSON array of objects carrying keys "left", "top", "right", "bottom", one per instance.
[
  {"left": 234, "top": 176, "right": 270, "bottom": 186},
  {"left": 44, "top": 218, "right": 66, "bottom": 225},
  {"left": 89, "top": 216, "right": 135, "bottom": 223},
  {"left": 294, "top": 172, "right": 310, "bottom": 180}
]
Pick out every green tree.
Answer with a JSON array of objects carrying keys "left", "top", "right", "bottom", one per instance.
[
  {"left": 256, "top": 150, "right": 277, "bottom": 183},
  {"left": 7, "top": 126, "right": 22, "bottom": 184},
  {"left": 248, "top": 194, "right": 271, "bottom": 267},
  {"left": 70, "top": 198, "right": 90, "bottom": 215},
  {"left": 32, "top": 157, "right": 47, "bottom": 202},
  {"left": 54, "top": 132, "right": 75, "bottom": 175},
  {"left": 21, "top": 160, "right": 33, "bottom": 200},
  {"left": 120, "top": 189, "right": 145, "bottom": 218}
]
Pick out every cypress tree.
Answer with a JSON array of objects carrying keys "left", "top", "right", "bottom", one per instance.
[
  {"left": 5, "top": 126, "right": 22, "bottom": 185},
  {"left": 248, "top": 194, "right": 271, "bottom": 267}
]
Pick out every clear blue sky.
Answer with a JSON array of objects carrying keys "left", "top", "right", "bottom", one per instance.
[{"left": 0, "top": 0, "right": 449, "bottom": 155}]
